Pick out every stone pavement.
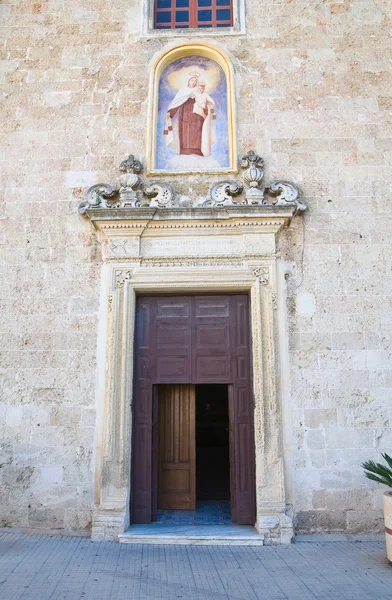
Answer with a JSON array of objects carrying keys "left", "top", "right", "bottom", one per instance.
[{"left": 0, "top": 532, "right": 391, "bottom": 600}]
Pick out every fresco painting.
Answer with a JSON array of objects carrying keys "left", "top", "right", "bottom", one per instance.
[{"left": 156, "top": 56, "right": 230, "bottom": 171}]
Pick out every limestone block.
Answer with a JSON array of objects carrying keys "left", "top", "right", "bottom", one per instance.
[
  {"left": 140, "top": 236, "right": 243, "bottom": 258},
  {"left": 345, "top": 510, "right": 383, "bottom": 534},
  {"left": 5, "top": 407, "right": 23, "bottom": 427},
  {"left": 320, "top": 471, "right": 355, "bottom": 490},
  {"left": 306, "top": 430, "right": 325, "bottom": 450},
  {"left": 312, "top": 490, "right": 327, "bottom": 510},
  {"left": 304, "top": 409, "right": 337, "bottom": 429},
  {"left": 65, "top": 171, "right": 97, "bottom": 188},
  {"left": 64, "top": 508, "right": 92, "bottom": 531},
  {"left": 296, "top": 510, "right": 347, "bottom": 533},
  {"left": 50, "top": 407, "right": 82, "bottom": 427},
  {"left": 39, "top": 465, "right": 64, "bottom": 486},
  {"left": 325, "top": 427, "right": 374, "bottom": 449},
  {"left": 326, "top": 489, "right": 373, "bottom": 512},
  {"left": 81, "top": 408, "right": 96, "bottom": 428},
  {"left": 28, "top": 508, "right": 65, "bottom": 529}
]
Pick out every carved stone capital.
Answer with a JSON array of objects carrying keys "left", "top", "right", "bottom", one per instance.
[
  {"left": 114, "top": 269, "right": 133, "bottom": 289},
  {"left": 252, "top": 266, "right": 270, "bottom": 285}
]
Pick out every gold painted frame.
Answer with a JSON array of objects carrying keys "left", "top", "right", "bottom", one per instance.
[{"left": 146, "top": 42, "right": 237, "bottom": 176}]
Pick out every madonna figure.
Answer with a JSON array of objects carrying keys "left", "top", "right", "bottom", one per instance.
[{"left": 164, "top": 74, "right": 216, "bottom": 158}]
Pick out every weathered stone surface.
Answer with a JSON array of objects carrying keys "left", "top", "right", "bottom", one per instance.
[{"left": 0, "top": 0, "right": 390, "bottom": 536}]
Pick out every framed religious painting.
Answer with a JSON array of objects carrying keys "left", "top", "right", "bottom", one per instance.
[{"left": 147, "top": 44, "right": 237, "bottom": 175}]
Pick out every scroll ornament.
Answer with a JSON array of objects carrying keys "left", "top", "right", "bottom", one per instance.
[{"left": 78, "top": 152, "right": 307, "bottom": 214}]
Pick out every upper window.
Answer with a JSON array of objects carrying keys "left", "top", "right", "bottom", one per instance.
[{"left": 154, "top": 0, "right": 233, "bottom": 29}]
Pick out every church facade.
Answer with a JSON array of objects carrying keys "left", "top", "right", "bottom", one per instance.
[{"left": 0, "top": 0, "right": 390, "bottom": 543}]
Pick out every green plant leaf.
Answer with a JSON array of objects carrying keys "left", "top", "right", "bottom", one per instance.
[
  {"left": 362, "top": 457, "right": 392, "bottom": 489},
  {"left": 381, "top": 453, "right": 392, "bottom": 470},
  {"left": 364, "top": 472, "right": 392, "bottom": 487}
]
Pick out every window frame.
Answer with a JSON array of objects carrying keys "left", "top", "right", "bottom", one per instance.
[
  {"left": 154, "top": 0, "right": 234, "bottom": 30},
  {"left": 140, "top": 0, "right": 245, "bottom": 37}
]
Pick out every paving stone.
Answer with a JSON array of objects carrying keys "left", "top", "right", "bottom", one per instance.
[{"left": 0, "top": 533, "right": 391, "bottom": 600}]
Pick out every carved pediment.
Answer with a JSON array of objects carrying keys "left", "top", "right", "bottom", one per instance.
[{"left": 78, "top": 152, "right": 307, "bottom": 217}]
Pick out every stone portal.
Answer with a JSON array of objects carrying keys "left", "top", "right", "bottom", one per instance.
[{"left": 132, "top": 295, "right": 255, "bottom": 525}]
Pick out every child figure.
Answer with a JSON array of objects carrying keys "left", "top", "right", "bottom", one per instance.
[{"left": 192, "top": 82, "right": 216, "bottom": 120}]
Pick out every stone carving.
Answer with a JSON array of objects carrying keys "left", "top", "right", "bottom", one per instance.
[
  {"left": 265, "top": 181, "right": 306, "bottom": 212},
  {"left": 78, "top": 183, "right": 119, "bottom": 214},
  {"left": 142, "top": 258, "right": 245, "bottom": 268},
  {"left": 108, "top": 238, "right": 139, "bottom": 258},
  {"left": 240, "top": 151, "right": 265, "bottom": 204},
  {"left": 272, "top": 293, "right": 278, "bottom": 310},
  {"left": 204, "top": 181, "right": 244, "bottom": 207},
  {"left": 114, "top": 269, "right": 133, "bottom": 288},
  {"left": 78, "top": 152, "right": 306, "bottom": 214},
  {"left": 118, "top": 154, "right": 143, "bottom": 207},
  {"left": 144, "top": 182, "right": 177, "bottom": 208},
  {"left": 119, "top": 154, "right": 143, "bottom": 175},
  {"left": 252, "top": 266, "right": 270, "bottom": 285}
]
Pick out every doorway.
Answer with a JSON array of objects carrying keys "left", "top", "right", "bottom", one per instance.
[
  {"left": 196, "top": 384, "right": 230, "bottom": 503},
  {"left": 132, "top": 294, "right": 255, "bottom": 525},
  {"left": 156, "top": 383, "right": 231, "bottom": 525}
]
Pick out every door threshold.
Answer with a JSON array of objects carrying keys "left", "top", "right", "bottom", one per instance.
[{"left": 118, "top": 524, "right": 264, "bottom": 546}]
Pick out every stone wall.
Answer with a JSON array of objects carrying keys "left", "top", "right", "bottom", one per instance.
[{"left": 0, "top": 0, "right": 390, "bottom": 533}]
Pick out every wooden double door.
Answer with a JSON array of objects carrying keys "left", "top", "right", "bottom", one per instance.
[{"left": 131, "top": 295, "right": 256, "bottom": 525}]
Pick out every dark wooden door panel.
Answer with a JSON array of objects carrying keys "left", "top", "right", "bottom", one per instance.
[
  {"left": 155, "top": 297, "right": 192, "bottom": 383},
  {"left": 193, "top": 296, "right": 231, "bottom": 383},
  {"left": 132, "top": 297, "right": 154, "bottom": 524},
  {"left": 132, "top": 294, "right": 255, "bottom": 525},
  {"left": 158, "top": 384, "right": 196, "bottom": 510},
  {"left": 229, "top": 295, "right": 256, "bottom": 525},
  {"left": 195, "top": 356, "right": 230, "bottom": 382},
  {"left": 231, "top": 383, "right": 255, "bottom": 524}
]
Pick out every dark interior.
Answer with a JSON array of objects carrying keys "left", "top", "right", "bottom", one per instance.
[{"left": 196, "top": 384, "right": 230, "bottom": 501}]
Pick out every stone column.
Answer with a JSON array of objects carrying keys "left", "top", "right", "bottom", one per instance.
[
  {"left": 251, "top": 263, "right": 294, "bottom": 544},
  {"left": 92, "top": 269, "right": 135, "bottom": 541}
]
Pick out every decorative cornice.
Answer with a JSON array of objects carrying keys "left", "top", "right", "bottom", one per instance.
[
  {"left": 143, "top": 220, "right": 286, "bottom": 230},
  {"left": 100, "top": 223, "right": 147, "bottom": 230},
  {"left": 104, "top": 253, "right": 278, "bottom": 264},
  {"left": 78, "top": 152, "right": 307, "bottom": 216},
  {"left": 100, "top": 220, "right": 286, "bottom": 230}
]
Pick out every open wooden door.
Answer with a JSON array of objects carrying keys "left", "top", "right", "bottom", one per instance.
[
  {"left": 229, "top": 296, "right": 256, "bottom": 525},
  {"left": 158, "top": 384, "right": 196, "bottom": 510},
  {"left": 132, "top": 295, "right": 255, "bottom": 525}
]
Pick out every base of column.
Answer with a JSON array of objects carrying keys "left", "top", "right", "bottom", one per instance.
[
  {"left": 91, "top": 507, "right": 128, "bottom": 541},
  {"left": 255, "top": 513, "right": 294, "bottom": 545}
]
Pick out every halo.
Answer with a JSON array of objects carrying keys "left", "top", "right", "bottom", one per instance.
[{"left": 167, "top": 66, "right": 221, "bottom": 92}]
